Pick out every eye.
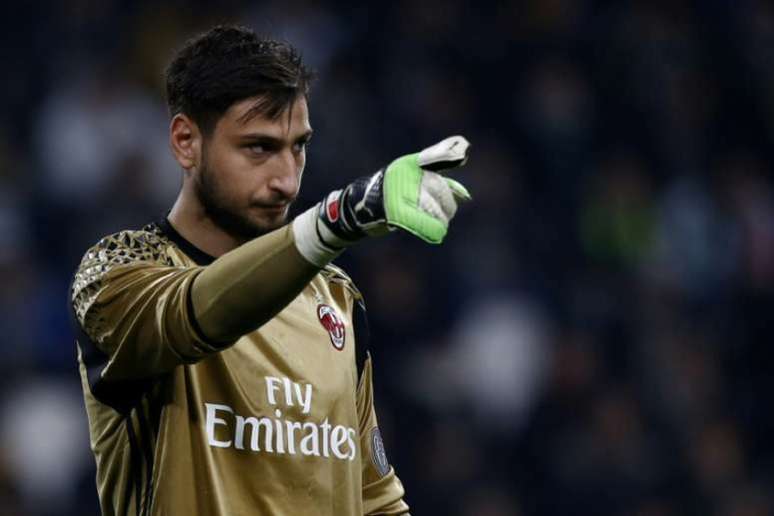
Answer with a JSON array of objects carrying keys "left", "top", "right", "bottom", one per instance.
[
  {"left": 292, "top": 140, "right": 310, "bottom": 153},
  {"left": 248, "top": 143, "right": 266, "bottom": 154}
]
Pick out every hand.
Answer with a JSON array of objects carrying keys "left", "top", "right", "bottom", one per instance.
[
  {"left": 292, "top": 136, "right": 472, "bottom": 266},
  {"left": 320, "top": 135, "right": 471, "bottom": 244}
]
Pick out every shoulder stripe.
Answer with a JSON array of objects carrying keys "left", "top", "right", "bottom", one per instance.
[{"left": 125, "top": 415, "right": 142, "bottom": 516}]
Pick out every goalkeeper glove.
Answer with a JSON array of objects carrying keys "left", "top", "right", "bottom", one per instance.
[{"left": 293, "top": 135, "right": 471, "bottom": 267}]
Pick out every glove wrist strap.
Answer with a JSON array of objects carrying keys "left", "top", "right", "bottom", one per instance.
[{"left": 291, "top": 206, "right": 346, "bottom": 267}]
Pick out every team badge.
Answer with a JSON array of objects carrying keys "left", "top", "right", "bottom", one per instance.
[
  {"left": 317, "top": 304, "right": 346, "bottom": 350},
  {"left": 370, "top": 427, "right": 390, "bottom": 477}
]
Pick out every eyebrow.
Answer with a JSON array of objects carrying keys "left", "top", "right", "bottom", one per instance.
[{"left": 237, "top": 130, "right": 314, "bottom": 145}]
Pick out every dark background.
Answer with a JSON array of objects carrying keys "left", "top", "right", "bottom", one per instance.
[{"left": 1, "top": 1, "right": 773, "bottom": 515}]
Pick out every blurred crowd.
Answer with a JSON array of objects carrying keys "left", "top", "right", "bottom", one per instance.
[{"left": 1, "top": 1, "right": 774, "bottom": 515}]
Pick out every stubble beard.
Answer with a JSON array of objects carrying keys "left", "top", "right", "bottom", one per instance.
[{"left": 194, "top": 155, "right": 289, "bottom": 244}]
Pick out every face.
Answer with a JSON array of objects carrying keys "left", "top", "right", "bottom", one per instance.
[{"left": 192, "top": 96, "right": 312, "bottom": 241}]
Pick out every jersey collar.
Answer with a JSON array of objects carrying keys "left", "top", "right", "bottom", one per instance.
[{"left": 156, "top": 214, "right": 216, "bottom": 266}]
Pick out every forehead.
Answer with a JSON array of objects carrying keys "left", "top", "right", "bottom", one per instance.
[{"left": 217, "top": 96, "right": 311, "bottom": 137}]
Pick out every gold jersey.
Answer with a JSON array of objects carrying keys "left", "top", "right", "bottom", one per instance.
[{"left": 69, "top": 217, "right": 409, "bottom": 516}]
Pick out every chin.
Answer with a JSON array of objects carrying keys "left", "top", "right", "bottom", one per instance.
[{"left": 252, "top": 213, "right": 288, "bottom": 233}]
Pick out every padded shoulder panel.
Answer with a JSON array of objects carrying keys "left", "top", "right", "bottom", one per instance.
[{"left": 71, "top": 223, "right": 174, "bottom": 332}]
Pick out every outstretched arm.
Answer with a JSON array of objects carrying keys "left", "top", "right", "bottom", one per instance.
[{"left": 72, "top": 136, "right": 471, "bottom": 386}]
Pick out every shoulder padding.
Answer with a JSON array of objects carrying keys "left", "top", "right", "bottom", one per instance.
[{"left": 71, "top": 223, "right": 174, "bottom": 327}]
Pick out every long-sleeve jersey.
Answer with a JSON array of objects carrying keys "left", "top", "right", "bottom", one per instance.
[{"left": 69, "top": 216, "right": 409, "bottom": 516}]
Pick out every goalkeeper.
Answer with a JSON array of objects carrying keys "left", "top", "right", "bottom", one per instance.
[{"left": 70, "top": 24, "right": 470, "bottom": 516}]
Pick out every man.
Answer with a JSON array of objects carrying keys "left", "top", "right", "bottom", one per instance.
[{"left": 70, "top": 25, "right": 471, "bottom": 515}]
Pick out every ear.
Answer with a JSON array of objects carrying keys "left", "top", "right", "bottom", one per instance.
[{"left": 169, "top": 113, "right": 202, "bottom": 172}]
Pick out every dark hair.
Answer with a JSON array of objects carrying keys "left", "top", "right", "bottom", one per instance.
[{"left": 165, "top": 25, "right": 313, "bottom": 135}]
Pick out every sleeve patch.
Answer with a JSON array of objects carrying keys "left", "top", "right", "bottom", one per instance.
[{"left": 370, "top": 427, "right": 391, "bottom": 477}]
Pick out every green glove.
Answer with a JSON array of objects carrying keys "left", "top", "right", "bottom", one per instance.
[
  {"left": 292, "top": 136, "right": 472, "bottom": 266},
  {"left": 382, "top": 135, "right": 472, "bottom": 243}
]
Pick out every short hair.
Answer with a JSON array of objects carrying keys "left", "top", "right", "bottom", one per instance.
[{"left": 165, "top": 25, "right": 313, "bottom": 135}]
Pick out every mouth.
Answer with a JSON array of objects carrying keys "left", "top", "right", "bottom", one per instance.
[{"left": 256, "top": 204, "right": 288, "bottom": 215}]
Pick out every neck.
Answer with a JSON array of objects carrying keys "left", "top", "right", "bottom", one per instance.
[{"left": 167, "top": 185, "right": 243, "bottom": 258}]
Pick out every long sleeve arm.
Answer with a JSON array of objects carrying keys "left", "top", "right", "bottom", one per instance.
[
  {"left": 71, "top": 224, "right": 320, "bottom": 387},
  {"left": 190, "top": 224, "right": 319, "bottom": 344},
  {"left": 357, "top": 353, "right": 410, "bottom": 515}
]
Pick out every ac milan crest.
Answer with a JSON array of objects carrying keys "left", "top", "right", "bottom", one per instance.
[{"left": 317, "top": 304, "right": 346, "bottom": 350}]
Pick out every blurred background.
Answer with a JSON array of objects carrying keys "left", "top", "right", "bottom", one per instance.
[{"left": 1, "top": 0, "right": 773, "bottom": 514}]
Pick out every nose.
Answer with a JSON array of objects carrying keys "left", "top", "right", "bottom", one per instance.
[{"left": 267, "top": 150, "right": 301, "bottom": 200}]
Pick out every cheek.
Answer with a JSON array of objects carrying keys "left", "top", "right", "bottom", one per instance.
[{"left": 206, "top": 147, "right": 259, "bottom": 198}]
